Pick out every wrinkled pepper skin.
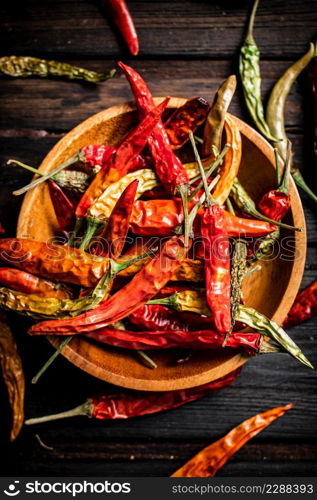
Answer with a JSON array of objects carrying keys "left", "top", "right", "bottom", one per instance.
[
  {"left": 283, "top": 280, "right": 317, "bottom": 329},
  {"left": 29, "top": 236, "right": 190, "bottom": 334},
  {"left": 258, "top": 190, "right": 291, "bottom": 221},
  {"left": 48, "top": 180, "right": 75, "bottom": 234},
  {"left": 200, "top": 205, "right": 231, "bottom": 333}
]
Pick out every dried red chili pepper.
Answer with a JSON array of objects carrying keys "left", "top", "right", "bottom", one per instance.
[
  {"left": 29, "top": 235, "right": 190, "bottom": 334},
  {"left": 99, "top": 0, "right": 139, "bottom": 56},
  {"left": 118, "top": 62, "right": 192, "bottom": 245},
  {"left": 164, "top": 97, "right": 209, "bottom": 150},
  {"left": 283, "top": 280, "right": 317, "bottom": 329},
  {"left": 93, "top": 179, "right": 139, "bottom": 258},
  {"left": 258, "top": 141, "right": 292, "bottom": 221},
  {"left": 84, "top": 326, "right": 277, "bottom": 355},
  {"left": 0, "top": 267, "right": 72, "bottom": 299},
  {"left": 171, "top": 404, "right": 294, "bottom": 477},
  {"left": 189, "top": 132, "right": 231, "bottom": 333},
  {"left": 77, "top": 99, "right": 170, "bottom": 249},
  {"left": 48, "top": 180, "right": 75, "bottom": 235},
  {"left": 130, "top": 198, "right": 277, "bottom": 237},
  {"left": 25, "top": 368, "right": 240, "bottom": 425},
  {"left": 129, "top": 304, "right": 212, "bottom": 332}
]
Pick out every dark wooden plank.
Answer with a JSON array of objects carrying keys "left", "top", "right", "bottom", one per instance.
[
  {"left": 1, "top": 0, "right": 316, "bottom": 58},
  {"left": 0, "top": 59, "right": 310, "bottom": 132},
  {"left": 4, "top": 441, "right": 317, "bottom": 477}
]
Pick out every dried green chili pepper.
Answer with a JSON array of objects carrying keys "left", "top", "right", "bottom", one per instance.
[
  {"left": 0, "top": 56, "right": 116, "bottom": 82},
  {"left": 239, "top": 0, "right": 279, "bottom": 142},
  {"left": 230, "top": 239, "right": 247, "bottom": 328},
  {"left": 202, "top": 75, "right": 237, "bottom": 157},
  {"left": 0, "top": 312, "right": 25, "bottom": 441},
  {"left": 230, "top": 178, "right": 300, "bottom": 232},
  {"left": 266, "top": 43, "right": 317, "bottom": 203},
  {"left": 148, "top": 290, "right": 313, "bottom": 369}
]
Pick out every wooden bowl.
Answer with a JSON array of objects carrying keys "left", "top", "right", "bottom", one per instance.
[{"left": 17, "top": 98, "right": 306, "bottom": 391}]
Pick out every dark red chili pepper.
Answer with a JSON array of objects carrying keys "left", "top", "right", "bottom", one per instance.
[
  {"left": 85, "top": 327, "right": 270, "bottom": 356},
  {"left": 99, "top": 0, "right": 139, "bottom": 56},
  {"left": 283, "top": 280, "right": 317, "bottom": 329},
  {"left": 129, "top": 304, "right": 216, "bottom": 332},
  {"left": 48, "top": 180, "right": 75, "bottom": 235},
  {"left": 118, "top": 62, "right": 192, "bottom": 246},
  {"left": 24, "top": 368, "right": 241, "bottom": 425},
  {"left": 29, "top": 235, "right": 190, "bottom": 334},
  {"left": 75, "top": 98, "right": 169, "bottom": 219},
  {"left": 164, "top": 97, "right": 210, "bottom": 150},
  {"left": 0, "top": 267, "right": 72, "bottom": 299},
  {"left": 258, "top": 142, "right": 292, "bottom": 221},
  {"left": 93, "top": 179, "right": 139, "bottom": 258}
]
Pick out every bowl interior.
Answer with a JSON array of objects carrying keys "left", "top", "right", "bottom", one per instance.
[{"left": 17, "top": 98, "right": 306, "bottom": 390}]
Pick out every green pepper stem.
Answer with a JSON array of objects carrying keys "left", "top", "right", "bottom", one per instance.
[
  {"left": 137, "top": 350, "right": 157, "bottom": 369},
  {"left": 279, "top": 140, "right": 292, "bottom": 194},
  {"left": 187, "top": 175, "right": 220, "bottom": 233},
  {"left": 7, "top": 159, "right": 49, "bottom": 178},
  {"left": 189, "top": 131, "right": 213, "bottom": 206},
  {"left": 67, "top": 216, "right": 84, "bottom": 247},
  {"left": 226, "top": 197, "right": 236, "bottom": 215},
  {"left": 24, "top": 400, "right": 92, "bottom": 425},
  {"left": 246, "top": 0, "right": 260, "bottom": 44},
  {"left": 79, "top": 217, "right": 103, "bottom": 250},
  {"left": 179, "top": 184, "right": 190, "bottom": 247},
  {"left": 189, "top": 144, "right": 230, "bottom": 197},
  {"left": 112, "top": 247, "right": 158, "bottom": 274},
  {"left": 292, "top": 170, "right": 317, "bottom": 205},
  {"left": 274, "top": 148, "right": 281, "bottom": 186},
  {"left": 13, "top": 151, "right": 83, "bottom": 196},
  {"left": 31, "top": 335, "right": 72, "bottom": 384}
]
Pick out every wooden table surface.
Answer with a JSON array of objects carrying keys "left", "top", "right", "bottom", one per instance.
[{"left": 1, "top": 0, "right": 317, "bottom": 477}]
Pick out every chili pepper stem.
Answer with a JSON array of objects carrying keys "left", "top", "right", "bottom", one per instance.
[
  {"left": 178, "top": 184, "right": 191, "bottom": 246},
  {"left": 189, "top": 131, "right": 213, "bottom": 206},
  {"left": 188, "top": 144, "right": 230, "bottom": 198},
  {"left": 31, "top": 336, "right": 72, "bottom": 384},
  {"left": 137, "top": 350, "right": 157, "bottom": 369},
  {"left": 147, "top": 293, "right": 179, "bottom": 310},
  {"left": 245, "top": 0, "right": 260, "bottom": 44},
  {"left": 279, "top": 140, "right": 292, "bottom": 193},
  {"left": 259, "top": 340, "right": 281, "bottom": 354},
  {"left": 7, "top": 159, "right": 47, "bottom": 177},
  {"left": 79, "top": 217, "right": 104, "bottom": 251},
  {"left": 186, "top": 175, "right": 220, "bottom": 232},
  {"left": 274, "top": 148, "right": 281, "bottom": 186},
  {"left": 67, "top": 217, "right": 84, "bottom": 247},
  {"left": 13, "top": 152, "right": 84, "bottom": 196},
  {"left": 25, "top": 400, "right": 92, "bottom": 425},
  {"left": 225, "top": 198, "right": 235, "bottom": 215}
]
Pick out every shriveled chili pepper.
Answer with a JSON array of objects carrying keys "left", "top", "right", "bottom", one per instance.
[
  {"left": 202, "top": 75, "right": 236, "bottom": 157},
  {"left": 283, "top": 280, "right": 317, "bottom": 329},
  {"left": 0, "top": 311, "right": 25, "bottom": 441},
  {"left": 239, "top": 0, "right": 279, "bottom": 142},
  {"left": 99, "top": 0, "right": 139, "bottom": 56},
  {"left": 149, "top": 290, "right": 313, "bottom": 369},
  {"left": 230, "top": 178, "right": 300, "bottom": 232},
  {"left": 0, "top": 55, "right": 116, "bottom": 82},
  {"left": 48, "top": 180, "right": 75, "bottom": 235},
  {"left": 230, "top": 240, "right": 247, "bottom": 328},
  {"left": 93, "top": 179, "right": 139, "bottom": 258},
  {"left": 12, "top": 146, "right": 116, "bottom": 197},
  {"left": 29, "top": 236, "right": 190, "bottom": 334},
  {"left": 85, "top": 325, "right": 278, "bottom": 355},
  {"left": 78, "top": 99, "right": 170, "bottom": 250},
  {"left": 164, "top": 97, "right": 209, "bottom": 150},
  {"left": 118, "top": 63, "right": 192, "bottom": 246},
  {"left": 258, "top": 141, "right": 292, "bottom": 221},
  {"left": 171, "top": 404, "right": 293, "bottom": 477},
  {"left": 190, "top": 132, "right": 231, "bottom": 333},
  {"left": 24, "top": 369, "right": 240, "bottom": 425},
  {"left": 266, "top": 43, "right": 317, "bottom": 204},
  {"left": 0, "top": 267, "right": 72, "bottom": 299},
  {"left": 0, "top": 238, "right": 147, "bottom": 288},
  {"left": 130, "top": 198, "right": 277, "bottom": 237}
]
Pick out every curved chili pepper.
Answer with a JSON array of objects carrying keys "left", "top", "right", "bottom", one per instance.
[
  {"left": 130, "top": 199, "right": 277, "bottom": 237},
  {"left": 24, "top": 369, "right": 241, "bottom": 425},
  {"left": 118, "top": 62, "right": 192, "bottom": 245},
  {"left": 164, "top": 97, "right": 209, "bottom": 150},
  {"left": 283, "top": 280, "right": 317, "bottom": 329},
  {"left": 29, "top": 236, "right": 190, "bottom": 334},
  {"left": 0, "top": 267, "right": 72, "bottom": 299},
  {"left": 171, "top": 404, "right": 294, "bottom": 477},
  {"left": 99, "top": 0, "right": 139, "bottom": 56},
  {"left": 48, "top": 180, "right": 75, "bottom": 234},
  {"left": 84, "top": 326, "right": 272, "bottom": 356},
  {"left": 93, "top": 179, "right": 139, "bottom": 258},
  {"left": 202, "top": 75, "right": 236, "bottom": 157}
]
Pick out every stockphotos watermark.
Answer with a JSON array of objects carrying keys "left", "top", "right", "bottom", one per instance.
[{"left": 2, "top": 480, "right": 131, "bottom": 497}]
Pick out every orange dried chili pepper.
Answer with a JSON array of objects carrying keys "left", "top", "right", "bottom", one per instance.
[{"left": 171, "top": 404, "right": 294, "bottom": 477}]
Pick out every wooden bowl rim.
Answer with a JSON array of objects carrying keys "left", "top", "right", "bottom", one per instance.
[{"left": 17, "top": 97, "right": 306, "bottom": 391}]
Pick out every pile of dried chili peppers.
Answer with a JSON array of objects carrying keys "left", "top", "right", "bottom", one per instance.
[{"left": 2, "top": 62, "right": 312, "bottom": 381}]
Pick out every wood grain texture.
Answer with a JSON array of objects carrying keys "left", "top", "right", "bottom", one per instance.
[{"left": 0, "top": 0, "right": 316, "bottom": 478}]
